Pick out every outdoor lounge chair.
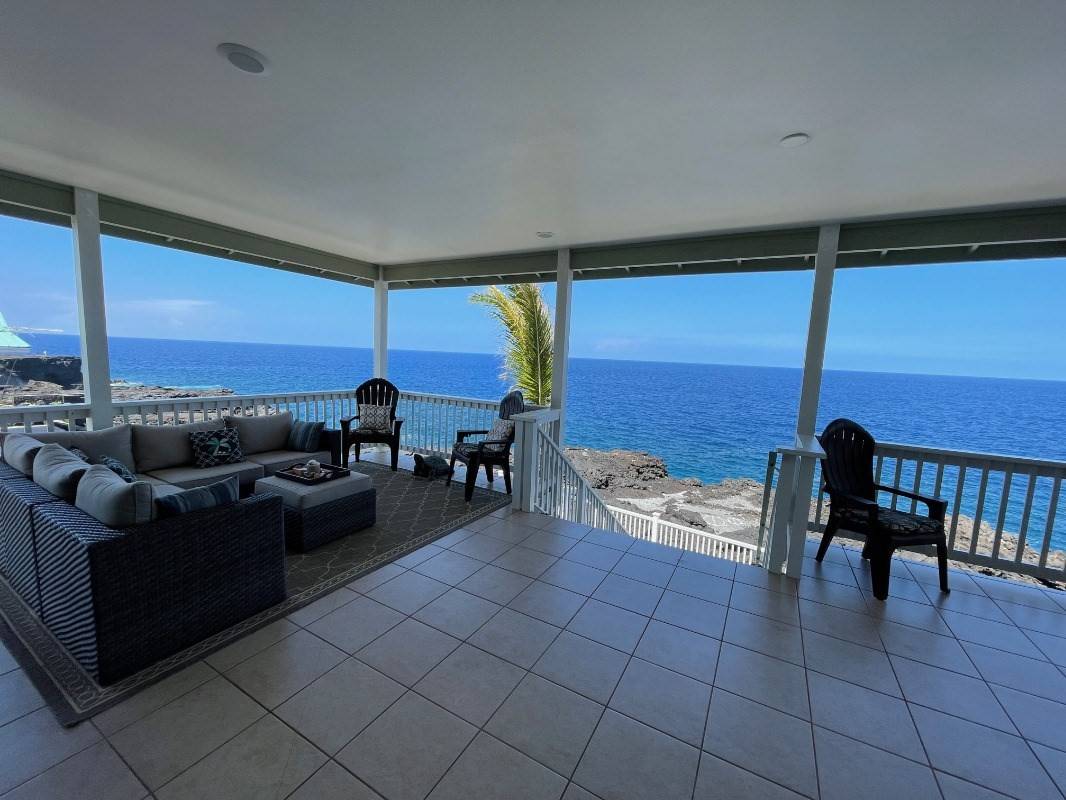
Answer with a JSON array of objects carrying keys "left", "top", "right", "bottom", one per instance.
[
  {"left": 340, "top": 378, "right": 404, "bottom": 471},
  {"left": 816, "top": 418, "right": 950, "bottom": 600},
  {"left": 447, "top": 390, "right": 525, "bottom": 502}
]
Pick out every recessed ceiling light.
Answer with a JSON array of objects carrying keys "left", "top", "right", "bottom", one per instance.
[
  {"left": 217, "top": 43, "right": 269, "bottom": 75},
  {"left": 779, "top": 132, "right": 811, "bottom": 148},
  {"left": 536, "top": 231, "right": 554, "bottom": 239}
]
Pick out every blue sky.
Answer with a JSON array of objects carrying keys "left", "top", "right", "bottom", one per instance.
[{"left": 2, "top": 215, "right": 1064, "bottom": 381}]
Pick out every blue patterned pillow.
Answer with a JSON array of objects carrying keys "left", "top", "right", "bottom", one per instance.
[
  {"left": 287, "top": 420, "right": 325, "bottom": 452},
  {"left": 96, "top": 454, "right": 136, "bottom": 483},
  {"left": 69, "top": 447, "right": 91, "bottom": 462},
  {"left": 189, "top": 428, "right": 244, "bottom": 468},
  {"left": 156, "top": 477, "right": 239, "bottom": 517}
]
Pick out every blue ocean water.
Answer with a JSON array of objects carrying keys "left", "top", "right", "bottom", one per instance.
[{"left": 20, "top": 333, "right": 1066, "bottom": 548}]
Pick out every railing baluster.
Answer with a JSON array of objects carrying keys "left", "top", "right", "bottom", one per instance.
[
  {"left": 969, "top": 464, "right": 990, "bottom": 555},
  {"left": 1014, "top": 472, "right": 1038, "bottom": 565},
  {"left": 991, "top": 469, "right": 1013, "bottom": 560},
  {"left": 1038, "top": 477, "right": 1061, "bottom": 569}
]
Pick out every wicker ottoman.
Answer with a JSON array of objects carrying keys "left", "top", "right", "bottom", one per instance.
[{"left": 254, "top": 473, "right": 376, "bottom": 552}]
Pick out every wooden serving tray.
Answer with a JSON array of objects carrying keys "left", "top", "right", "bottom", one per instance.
[{"left": 275, "top": 463, "right": 352, "bottom": 485}]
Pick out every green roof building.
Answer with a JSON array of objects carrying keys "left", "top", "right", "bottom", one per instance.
[{"left": 0, "top": 312, "right": 31, "bottom": 354}]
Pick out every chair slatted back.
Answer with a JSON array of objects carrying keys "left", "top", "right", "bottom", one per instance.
[
  {"left": 498, "top": 391, "right": 525, "bottom": 422},
  {"left": 356, "top": 379, "right": 400, "bottom": 415},
  {"left": 818, "top": 418, "right": 877, "bottom": 501}
]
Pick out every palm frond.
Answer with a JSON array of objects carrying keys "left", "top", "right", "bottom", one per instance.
[{"left": 471, "top": 283, "right": 554, "bottom": 406}]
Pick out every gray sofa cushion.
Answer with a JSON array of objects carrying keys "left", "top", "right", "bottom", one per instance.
[
  {"left": 131, "top": 420, "right": 222, "bottom": 472},
  {"left": 34, "top": 425, "right": 136, "bottom": 472},
  {"left": 145, "top": 460, "right": 265, "bottom": 490},
  {"left": 32, "top": 443, "right": 91, "bottom": 501},
  {"left": 1, "top": 433, "right": 44, "bottom": 476},
  {"left": 224, "top": 412, "right": 292, "bottom": 455},
  {"left": 75, "top": 464, "right": 155, "bottom": 527},
  {"left": 245, "top": 449, "right": 332, "bottom": 476}
]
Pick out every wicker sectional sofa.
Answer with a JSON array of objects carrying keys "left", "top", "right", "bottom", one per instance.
[{"left": 0, "top": 414, "right": 343, "bottom": 684}]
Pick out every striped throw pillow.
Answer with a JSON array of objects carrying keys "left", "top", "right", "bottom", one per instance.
[
  {"left": 155, "top": 476, "right": 240, "bottom": 517},
  {"left": 287, "top": 420, "right": 325, "bottom": 452}
]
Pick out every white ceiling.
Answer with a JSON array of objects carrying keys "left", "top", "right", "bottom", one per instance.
[{"left": 1, "top": 1, "right": 1065, "bottom": 264}]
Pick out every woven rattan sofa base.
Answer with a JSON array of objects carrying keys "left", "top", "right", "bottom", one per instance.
[
  {"left": 31, "top": 493, "right": 286, "bottom": 684},
  {"left": 282, "top": 487, "right": 377, "bottom": 552}
]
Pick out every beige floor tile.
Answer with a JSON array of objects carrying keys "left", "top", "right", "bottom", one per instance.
[
  {"left": 367, "top": 570, "right": 450, "bottom": 614},
  {"left": 940, "top": 609, "right": 1046, "bottom": 658},
  {"left": 592, "top": 573, "right": 664, "bottom": 616},
  {"left": 891, "top": 655, "right": 1016, "bottom": 733},
  {"left": 521, "top": 530, "right": 579, "bottom": 557},
  {"left": 583, "top": 529, "right": 636, "bottom": 551},
  {"left": 533, "top": 631, "right": 629, "bottom": 704},
  {"left": 728, "top": 580, "right": 801, "bottom": 625},
  {"left": 0, "top": 711, "right": 103, "bottom": 796},
  {"left": 469, "top": 607, "right": 561, "bottom": 668},
  {"left": 306, "top": 594, "right": 405, "bottom": 654},
  {"left": 627, "top": 539, "right": 683, "bottom": 565},
  {"left": 723, "top": 607, "right": 804, "bottom": 665},
  {"left": 414, "top": 587, "right": 502, "bottom": 638},
  {"left": 814, "top": 726, "right": 940, "bottom": 800},
  {"left": 394, "top": 543, "right": 445, "bottom": 569},
  {"left": 109, "top": 677, "right": 264, "bottom": 790},
  {"left": 798, "top": 598, "right": 882, "bottom": 649},
  {"left": 347, "top": 562, "right": 406, "bottom": 593},
  {"left": 0, "top": 668, "right": 44, "bottom": 726},
  {"left": 356, "top": 618, "right": 460, "bottom": 686},
  {"left": 225, "top": 628, "right": 347, "bottom": 707},
  {"left": 486, "top": 674, "right": 603, "bottom": 777},
  {"left": 0, "top": 740, "right": 144, "bottom": 800},
  {"left": 666, "top": 567, "right": 732, "bottom": 605},
  {"left": 990, "top": 684, "right": 1066, "bottom": 750},
  {"left": 206, "top": 620, "right": 300, "bottom": 672},
  {"left": 803, "top": 629, "right": 901, "bottom": 696},
  {"left": 492, "top": 545, "right": 559, "bottom": 578},
  {"left": 611, "top": 553, "right": 675, "bottom": 588},
  {"left": 539, "top": 559, "right": 609, "bottom": 596},
  {"left": 451, "top": 533, "right": 514, "bottom": 562},
  {"left": 287, "top": 588, "right": 360, "bottom": 627},
  {"left": 154, "top": 715, "right": 325, "bottom": 800},
  {"left": 275, "top": 657, "right": 405, "bottom": 754},
  {"left": 713, "top": 643, "right": 809, "bottom": 720},
  {"left": 509, "top": 580, "right": 587, "bottom": 627},
  {"left": 429, "top": 732, "right": 567, "bottom": 800},
  {"left": 337, "top": 692, "right": 476, "bottom": 800},
  {"left": 807, "top": 671, "right": 925, "bottom": 761},
  {"left": 652, "top": 590, "right": 727, "bottom": 639},
  {"left": 693, "top": 751, "right": 806, "bottom": 800},
  {"left": 564, "top": 541, "right": 625, "bottom": 571},
  {"left": 678, "top": 550, "right": 738, "bottom": 580},
  {"left": 566, "top": 598, "right": 648, "bottom": 653},
  {"left": 287, "top": 760, "right": 384, "bottom": 800},
  {"left": 962, "top": 641, "right": 1066, "bottom": 701},
  {"left": 415, "top": 643, "right": 525, "bottom": 725},
  {"left": 634, "top": 619, "right": 720, "bottom": 683},
  {"left": 878, "top": 620, "right": 978, "bottom": 675},
  {"left": 609, "top": 657, "right": 710, "bottom": 746},
  {"left": 458, "top": 563, "right": 534, "bottom": 603},
  {"left": 574, "top": 710, "right": 700, "bottom": 800},
  {"left": 936, "top": 771, "right": 1017, "bottom": 800},
  {"left": 703, "top": 689, "right": 817, "bottom": 799},
  {"left": 414, "top": 550, "right": 489, "bottom": 584},
  {"left": 94, "top": 660, "right": 217, "bottom": 736},
  {"left": 911, "top": 704, "right": 1061, "bottom": 800}
]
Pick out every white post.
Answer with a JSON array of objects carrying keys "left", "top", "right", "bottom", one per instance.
[
  {"left": 511, "top": 410, "right": 540, "bottom": 511},
  {"left": 72, "top": 188, "right": 113, "bottom": 430},
  {"left": 550, "top": 248, "right": 572, "bottom": 445},
  {"left": 373, "top": 266, "right": 388, "bottom": 378},
  {"left": 766, "top": 224, "right": 839, "bottom": 575},
  {"left": 796, "top": 224, "right": 839, "bottom": 437}
]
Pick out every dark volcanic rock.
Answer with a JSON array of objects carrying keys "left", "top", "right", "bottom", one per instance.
[{"left": 0, "top": 355, "right": 82, "bottom": 388}]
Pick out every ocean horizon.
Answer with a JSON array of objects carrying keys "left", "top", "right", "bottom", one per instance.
[{"left": 14, "top": 332, "right": 1066, "bottom": 550}]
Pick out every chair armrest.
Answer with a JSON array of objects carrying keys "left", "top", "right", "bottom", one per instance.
[
  {"left": 875, "top": 484, "right": 947, "bottom": 520},
  {"left": 392, "top": 418, "right": 404, "bottom": 435},
  {"left": 456, "top": 429, "right": 490, "bottom": 443},
  {"left": 827, "top": 490, "right": 879, "bottom": 525}
]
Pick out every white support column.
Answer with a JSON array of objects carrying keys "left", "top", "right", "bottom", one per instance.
[
  {"left": 766, "top": 224, "right": 839, "bottom": 575},
  {"left": 550, "top": 248, "right": 572, "bottom": 444},
  {"left": 72, "top": 188, "right": 113, "bottom": 430},
  {"left": 373, "top": 266, "right": 388, "bottom": 378}
]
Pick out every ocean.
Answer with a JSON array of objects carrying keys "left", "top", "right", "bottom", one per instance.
[{"left": 17, "top": 333, "right": 1066, "bottom": 549}]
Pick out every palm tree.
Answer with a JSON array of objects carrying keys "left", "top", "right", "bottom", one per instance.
[{"left": 471, "top": 284, "right": 553, "bottom": 406}]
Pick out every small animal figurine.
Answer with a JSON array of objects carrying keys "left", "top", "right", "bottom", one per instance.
[{"left": 413, "top": 453, "right": 453, "bottom": 480}]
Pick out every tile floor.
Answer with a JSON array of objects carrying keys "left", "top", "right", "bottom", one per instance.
[{"left": 2, "top": 503, "right": 1066, "bottom": 799}]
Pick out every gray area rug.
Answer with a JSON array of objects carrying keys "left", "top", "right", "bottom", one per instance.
[{"left": 0, "top": 461, "right": 511, "bottom": 725}]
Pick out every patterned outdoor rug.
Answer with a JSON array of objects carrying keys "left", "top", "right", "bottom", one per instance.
[{"left": 0, "top": 461, "right": 511, "bottom": 726}]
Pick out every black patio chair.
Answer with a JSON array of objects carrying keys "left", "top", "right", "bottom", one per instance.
[
  {"left": 340, "top": 378, "right": 404, "bottom": 471},
  {"left": 816, "top": 418, "right": 950, "bottom": 600},
  {"left": 447, "top": 390, "right": 525, "bottom": 501}
]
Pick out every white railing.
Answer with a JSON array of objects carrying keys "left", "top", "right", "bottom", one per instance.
[
  {"left": 396, "top": 392, "right": 501, "bottom": 457},
  {"left": 0, "top": 389, "right": 501, "bottom": 458},
  {"left": 608, "top": 505, "right": 758, "bottom": 564},
  {"left": 761, "top": 441, "right": 1066, "bottom": 582},
  {"left": 0, "top": 402, "right": 93, "bottom": 434},
  {"left": 517, "top": 409, "right": 622, "bottom": 530}
]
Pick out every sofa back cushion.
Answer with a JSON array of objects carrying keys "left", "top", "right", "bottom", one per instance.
[
  {"left": 224, "top": 412, "right": 292, "bottom": 455},
  {"left": 33, "top": 443, "right": 91, "bottom": 501},
  {"left": 156, "top": 476, "right": 239, "bottom": 517},
  {"left": 1, "top": 433, "right": 45, "bottom": 476},
  {"left": 131, "top": 420, "right": 222, "bottom": 472},
  {"left": 75, "top": 464, "right": 155, "bottom": 527},
  {"left": 34, "top": 424, "right": 136, "bottom": 473}
]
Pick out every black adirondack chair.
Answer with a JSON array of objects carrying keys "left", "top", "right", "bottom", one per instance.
[
  {"left": 816, "top": 418, "right": 950, "bottom": 600},
  {"left": 340, "top": 378, "right": 404, "bottom": 471},
  {"left": 447, "top": 391, "right": 525, "bottom": 502}
]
